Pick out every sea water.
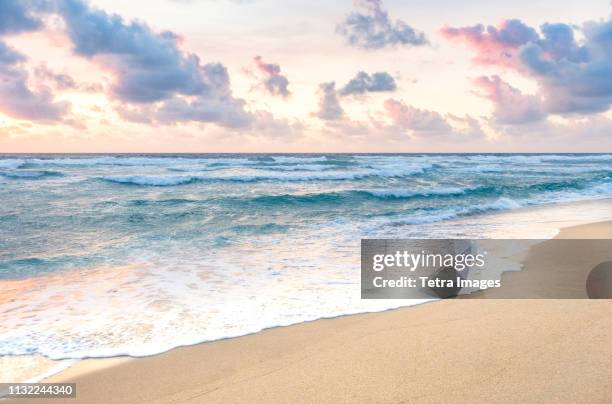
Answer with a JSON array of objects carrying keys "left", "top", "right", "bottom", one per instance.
[{"left": 0, "top": 153, "right": 611, "bottom": 371}]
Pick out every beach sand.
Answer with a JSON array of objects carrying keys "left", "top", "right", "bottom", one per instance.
[{"left": 32, "top": 220, "right": 612, "bottom": 403}]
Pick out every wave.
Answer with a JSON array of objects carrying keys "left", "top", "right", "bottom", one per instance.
[
  {"left": 539, "top": 154, "right": 612, "bottom": 162},
  {"left": 455, "top": 164, "right": 611, "bottom": 175},
  {"left": 0, "top": 170, "right": 63, "bottom": 179},
  {"left": 6, "top": 154, "right": 612, "bottom": 171},
  {"left": 25, "top": 156, "right": 191, "bottom": 167},
  {"left": 363, "top": 187, "right": 466, "bottom": 198},
  {"left": 102, "top": 175, "right": 199, "bottom": 186},
  {"left": 100, "top": 166, "right": 433, "bottom": 186},
  {"left": 250, "top": 164, "right": 334, "bottom": 172},
  {"left": 463, "top": 154, "right": 612, "bottom": 165},
  {"left": 3, "top": 154, "right": 612, "bottom": 366},
  {"left": 249, "top": 187, "right": 469, "bottom": 206},
  {"left": 383, "top": 198, "right": 525, "bottom": 226},
  {"left": 129, "top": 198, "right": 199, "bottom": 206},
  {"left": 217, "top": 171, "right": 371, "bottom": 182},
  {"left": 250, "top": 191, "right": 351, "bottom": 205},
  {"left": 248, "top": 156, "right": 276, "bottom": 162},
  {"left": 20, "top": 156, "right": 248, "bottom": 169},
  {"left": 230, "top": 223, "right": 291, "bottom": 234},
  {"left": 109, "top": 186, "right": 477, "bottom": 208},
  {"left": 247, "top": 178, "right": 607, "bottom": 206},
  {"left": 464, "top": 154, "right": 545, "bottom": 164},
  {"left": 171, "top": 162, "right": 341, "bottom": 172},
  {"left": 380, "top": 181, "right": 612, "bottom": 227},
  {"left": 100, "top": 173, "right": 366, "bottom": 186},
  {"left": 270, "top": 156, "right": 330, "bottom": 163},
  {"left": 0, "top": 159, "right": 26, "bottom": 169}
]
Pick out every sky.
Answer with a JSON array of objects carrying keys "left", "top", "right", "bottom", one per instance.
[{"left": 0, "top": 0, "right": 611, "bottom": 152}]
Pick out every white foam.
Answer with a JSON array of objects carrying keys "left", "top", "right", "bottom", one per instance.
[
  {"left": 211, "top": 171, "right": 371, "bottom": 182},
  {"left": 100, "top": 167, "right": 432, "bottom": 185},
  {"left": 0, "top": 255, "right": 431, "bottom": 361},
  {"left": 252, "top": 164, "right": 332, "bottom": 171},
  {"left": 271, "top": 156, "right": 329, "bottom": 163},
  {"left": 364, "top": 187, "right": 466, "bottom": 198},
  {"left": 23, "top": 156, "right": 251, "bottom": 169}
]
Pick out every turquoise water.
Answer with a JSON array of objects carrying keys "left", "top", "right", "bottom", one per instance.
[{"left": 0, "top": 153, "right": 611, "bottom": 360}]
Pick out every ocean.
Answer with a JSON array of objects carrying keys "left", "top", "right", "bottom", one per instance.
[{"left": 1, "top": 153, "right": 611, "bottom": 373}]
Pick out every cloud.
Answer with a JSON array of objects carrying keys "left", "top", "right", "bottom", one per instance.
[
  {"left": 58, "top": 0, "right": 206, "bottom": 102},
  {"left": 473, "top": 75, "right": 544, "bottom": 124},
  {"left": 0, "top": 3, "right": 69, "bottom": 122},
  {"left": 155, "top": 96, "right": 252, "bottom": 129},
  {"left": 0, "top": 0, "right": 42, "bottom": 35},
  {"left": 0, "top": 41, "right": 24, "bottom": 66},
  {"left": 0, "top": 48, "right": 70, "bottom": 122},
  {"left": 314, "top": 71, "right": 396, "bottom": 123},
  {"left": 253, "top": 55, "right": 290, "bottom": 97},
  {"left": 117, "top": 63, "right": 252, "bottom": 127},
  {"left": 34, "top": 64, "right": 104, "bottom": 93},
  {"left": 315, "top": 82, "right": 344, "bottom": 120},
  {"left": 57, "top": 0, "right": 253, "bottom": 127},
  {"left": 382, "top": 98, "right": 485, "bottom": 141},
  {"left": 440, "top": 19, "right": 538, "bottom": 67},
  {"left": 250, "top": 110, "right": 304, "bottom": 138},
  {"left": 35, "top": 64, "right": 78, "bottom": 90},
  {"left": 520, "top": 20, "right": 612, "bottom": 114},
  {"left": 336, "top": 0, "right": 427, "bottom": 50},
  {"left": 0, "top": 81, "right": 68, "bottom": 123},
  {"left": 383, "top": 99, "right": 452, "bottom": 133},
  {"left": 442, "top": 18, "right": 612, "bottom": 116},
  {"left": 339, "top": 71, "right": 396, "bottom": 96}
]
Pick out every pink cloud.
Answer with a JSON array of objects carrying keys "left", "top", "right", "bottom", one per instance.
[
  {"left": 253, "top": 55, "right": 290, "bottom": 97},
  {"left": 254, "top": 55, "right": 280, "bottom": 76},
  {"left": 444, "top": 18, "right": 612, "bottom": 117},
  {"left": 440, "top": 19, "right": 538, "bottom": 68},
  {"left": 473, "top": 75, "right": 543, "bottom": 124},
  {"left": 383, "top": 99, "right": 485, "bottom": 139},
  {"left": 384, "top": 99, "right": 452, "bottom": 133}
]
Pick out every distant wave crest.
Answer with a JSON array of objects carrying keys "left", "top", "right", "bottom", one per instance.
[
  {"left": 0, "top": 170, "right": 63, "bottom": 179},
  {"left": 100, "top": 166, "right": 433, "bottom": 186}
]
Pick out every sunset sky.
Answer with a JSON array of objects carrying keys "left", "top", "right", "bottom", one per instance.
[{"left": 0, "top": 0, "right": 611, "bottom": 152}]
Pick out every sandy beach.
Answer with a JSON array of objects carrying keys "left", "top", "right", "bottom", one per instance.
[
  {"left": 28, "top": 220, "right": 612, "bottom": 403},
  {"left": 2, "top": 0, "right": 612, "bottom": 400}
]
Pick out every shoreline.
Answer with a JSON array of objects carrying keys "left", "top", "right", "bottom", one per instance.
[
  {"left": 0, "top": 198, "right": 612, "bottom": 382},
  {"left": 4, "top": 199, "right": 610, "bottom": 381},
  {"left": 32, "top": 217, "right": 612, "bottom": 403}
]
